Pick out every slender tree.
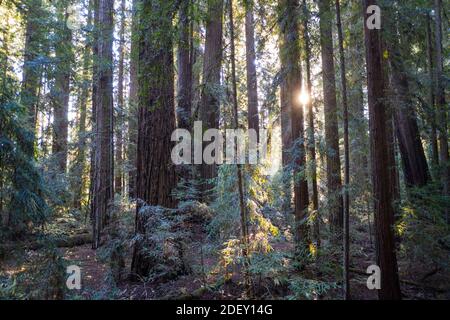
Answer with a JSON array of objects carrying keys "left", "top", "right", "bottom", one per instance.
[
  {"left": 199, "top": 0, "right": 223, "bottom": 193},
  {"left": 302, "top": 0, "right": 319, "bottom": 245},
  {"left": 128, "top": 0, "right": 139, "bottom": 199},
  {"left": 363, "top": 0, "right": 401, "bottom": 300},
  {"left": 228, "top": 0, "right": 252, "bottom": 296},
  {"left": 318, "top": 0, "right": 343, "bottom": 232},
  {"left": 115, "top": 0, "right": 126, "bottom": 195},
  {"left": 72, "top": 1, "right": 93, "bottom": 209},
  {"left": 434, "top": 0, "right": 449, "bottom": 219},
  {"left": 244, "top": 0, "right": 260, "bottom": 137},
  {"left": 335, "top": 0, "right": 350, "bottom": 299}
]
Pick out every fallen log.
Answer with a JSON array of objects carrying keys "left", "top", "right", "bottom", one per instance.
[{"left": 1, "top": 233, "right": 92, "bottom": 252}]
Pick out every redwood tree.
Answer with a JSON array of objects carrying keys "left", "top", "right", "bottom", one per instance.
[
  {"left": 131, "top": 0, "right": 178, "bottom": 277},
  {"left": 363, "top": 0, "right": 401, "bottom": 300}
]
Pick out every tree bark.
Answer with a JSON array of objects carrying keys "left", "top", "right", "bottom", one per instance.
[
  {"left": 91, "top": 0, "right": 115, "bottom": 249},
  {"left": 72, "top": 1, "right": 93, "bottom": 210},
  {"left": 131, "top": 0, "right": 178, "bottom": 277},
  {"left": 177, "top": 0, "right": 193, "bottom": 130},
  {"left": 128, "top": 0, "right": 139, "bottom": 199},
  {"left": 434, "top": 0, "right": 449, "bottom": 219},
  {"left": 199, "top": 0, "right": 223, "bottom": 193},
  {"left": 51, "top": 2, "right": 73, "bottom": 174},
  {"left": 245, "top": 0, "right": 260, "bottom": 138},
  {"left": 363, "top": 0, "right": 401, "bottom": 300},
  {"left": 20, "top": 0, "right": 44, "bottom": 156},
  {"left": 318, "top": 0, "right": 343, "bottom": 232},
  {"left": 115, "top": 0, "right": 126, "bottom": 195},
  {"left": 302, "top": 0, "right": 319, "bottom": 246},
  {"left": 279, "top": 0, "right": 309, "bottom": 258},
  {"left": 335, "top": 0, "right": 350, "bottom": 299}
]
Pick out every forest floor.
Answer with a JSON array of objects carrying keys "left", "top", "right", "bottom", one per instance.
[{"left": 1, "top": 209, "right": 449, "bottom": 300}]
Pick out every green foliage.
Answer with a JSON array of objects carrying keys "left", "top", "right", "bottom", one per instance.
[
  {"left": 397, "top": 184, "right": 450, "bottom": 272},
  {"left": 0, "top": 72, "right": 50, "bottom": 237}
]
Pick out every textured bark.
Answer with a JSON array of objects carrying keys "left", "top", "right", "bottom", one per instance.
[
  {"left": 279, "top": 0, "right": 309, "bottom": 256},
  {"left": 131, "top": 0, "right": 178, "bottom": 277},
  {"left": 200, "top": 0, "right": 223, "bottom": 190},
  {"left": 52, "top": 2, "right": 73, "bottom": 173},
  {"left": 302, "top": 0, "right": 319, "bottom": 245},
  {"left": 245, "top": 0, "right": 260, "bottom": 138},
  {"left": 115, "top": 0, "right": 126, "bottom": 195},
  {"left": 318, "top": 0, "right": 343, "bottom": 231},
  {"left": 177, "top": 0, "right": 193, "bottom": 130},
  {"left": 426, "top": 13, "right": 439, "bottom": 173},
  {"left": 20, "top": 0, "right": 43, "bottom": 156},
  {"left": 434, "top": 0, "right": 449, "bottom": 212},
  {"left": 335, "top": 0, "right": 350, "bottom": 299},
  {"left": 92, "top": 0, "right": 115, "bottom": 249},
  {"left": 363, "top": 0, "right": 401, "bottom": 300},
  {"left": 128, "top": 0, "right": 139, "bottom": 199}
]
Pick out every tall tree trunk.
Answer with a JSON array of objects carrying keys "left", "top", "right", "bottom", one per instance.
[
  {"left": 302, "top": 0, "right": 319, "bottom": 246},
  {"left": 199, "top": 0, "right": 223, "bottom": 193},
  {"left": 115, "top": 0, "right": 126, "bottom": 195},
  {"left": 128, "top": 0, "right": 139, "bottom": 199},
  {"left": 72, "top": 1, "right": 93, "bottom": 210},
  {"left": 131, "top": 0, "right": 178, "bottom": 277},
  {"left": 92, "top": 0, "right": 115, "bottom": 249},
  {"left": 52, "top": 2, "right": 73, "bottom": 174},
  {"left": 335, "top": 0, "right": 350, "bottom": 299},
  {"left": 228, "top": 0, "right": 252, "bottom": 296},
  {"left": 245, "top": 0, "right": 260, "bottom": 137},
  {"left": 279, "top": 0, "right": 309, "bottom": 259},
  {"left": 20, "top": 0, "right": 43, "bottom": 156},
  {"left": 318, "top": 0, "right": 343, "bottom": 232},
  {"left": 426, "top": 13, "right": 439, "bottom": 174},
  {"left": 177, "top": 0, "right": 193, "bottom": 130},
  {"left": 363, "top": 0, "right": 401, "bottom": 300},
  {"left": 434, "top": 0, "right": 449, "bottom": 218},
  {"left": 384, "top": 9, "right": 430, "bottom": 188}
]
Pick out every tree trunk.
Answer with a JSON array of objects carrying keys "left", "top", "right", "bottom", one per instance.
[
  {"left": 51, "top": 2, "right": 73, "bottom": 174},
  {"left": 20, "top": 0, "right": 44, "bottom": 156},
  {"left": 302, "top": 0, "right": 319, "bottom": 246},
  {"left": 228, "top": 0, "right": 252, "bottom": 296},
  {"left": 245, "top": 0, "right": 260, "bottom": 138},
  {"left": 115, "top": 0, "right": 126, "bottom": 195},
  {"left": 128, "top": 0, "right": 139, "bottom": 199},
  {"left": 131, "top": 0, "right": 178, "bottom": 277},
  {"left": 426, "top": 13, "right": 439, "bottom": 174},
  {"left": 279, "top": 0, "right": 309, "bottom": 259},
  {"left": 318, "top": 0, "right": 343, "bottom": 232},
  {"left": 72, "top": 1, "right": 93, "bottom": 210},
  {"left": 335, "top": 0, "right": 350, "bottom": 299},
  {"left": 434, "top": 0, "right": 449, "bottom": 219},
  {"left": 363, "top": 0, "right": 401, "bottom": 300},
  {"left": 91, "top": 0, "right": 115, "bottom": 249},
  {"left": 177, "top": 0, "right": 193, "bottom": 130},
  {"left": 384, "top": 10, "right": 430, "bottom": 188},
  {"left": 199, "top": 0, "right": 223, "bottom": 193}
]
